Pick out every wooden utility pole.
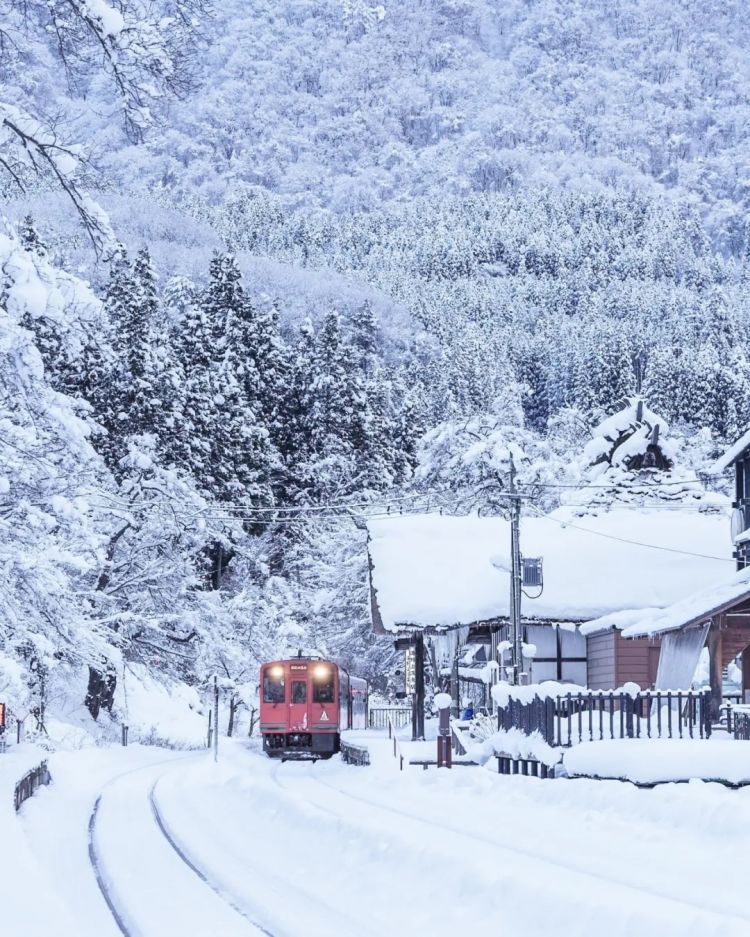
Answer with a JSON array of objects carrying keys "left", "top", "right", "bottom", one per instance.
[
  {"left": 213, "top": 675, "right": 219, "bottom": 763},
  {"left": 508, "top": 458, "right": 524, "bottom": 685}
]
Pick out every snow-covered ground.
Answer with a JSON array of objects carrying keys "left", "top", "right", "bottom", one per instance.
[{"left": 4, "top": 740, "right": 750, "bottom": 936}]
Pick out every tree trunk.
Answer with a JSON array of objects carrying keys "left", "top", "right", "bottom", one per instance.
[
  {"left": 85, "top": 666, "right": 117, "bottom": 721},
  {"left": 227, "top": 695, "right": 236, "bottom": 737}
]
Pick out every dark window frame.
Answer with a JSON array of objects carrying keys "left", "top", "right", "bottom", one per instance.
[
  {"left": 263, "top": 673, "right": 286, "bottom": 703},
  {"left": 291, "top": 680, "right": 307, "bottom": 704},
  {"left": 313, "top": 675, "right": 335, "bottom": 703}
]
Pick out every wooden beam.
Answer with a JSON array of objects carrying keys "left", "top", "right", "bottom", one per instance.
[{"left": 708, "top": 622, "right": 723, "bottom": 723}]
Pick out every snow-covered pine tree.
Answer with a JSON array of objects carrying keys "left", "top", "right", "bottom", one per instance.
[
  {"left": 102, "top": 248, "right": 167, "bottom": 469},
  {"left": 274, "top": 318, "right": 318, "bottom": 502},
  {"left": 194, "top": 252, "right": 278, "bottom": 508},
  {"left": 302, "top": 309, "right": 359, "bottom": 497},
  {"left": 572, "top": 321, "right": 636, "bottom": 419}
]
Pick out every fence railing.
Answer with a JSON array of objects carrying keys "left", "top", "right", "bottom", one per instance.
[
  {"left": 14, "top": 761, "right": 51, "bottom": 812},
  {"left": 733, "top": 710, "right": 750, "bottom": 741},
  {"left": 341, "top": 739, "right": 370, "bottom": 766},
  {"left": 497, "top": 689, "right": 712, "bottom": 748},
  {"left": 388, "top": 715, "right": 406, "bottom": 770},
  {"left": 369, "top": 707, "right": 411, "bottom": 730}
]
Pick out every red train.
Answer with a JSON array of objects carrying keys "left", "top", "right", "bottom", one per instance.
[{"left": 260, "top": 655, "right": 368, "bottom": 758}]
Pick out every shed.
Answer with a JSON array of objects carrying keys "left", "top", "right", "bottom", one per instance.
[{"left": 617, "top": 567, "right": 750, "bottom": 717}]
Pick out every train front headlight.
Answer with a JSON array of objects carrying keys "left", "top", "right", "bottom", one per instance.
[
  {"left": 269, "top": 665, "right": 284, "bottom": 678},
  {"left": 313, "top": 664, "right": 330, "bottom": 680}
]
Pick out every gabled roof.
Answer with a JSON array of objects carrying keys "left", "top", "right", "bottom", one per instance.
[
  {"left": 367, "top": 510, "right": 732, "bottom": 634},
  {"left": 709, "top": 428, "right": 750, "bottom": 474}
]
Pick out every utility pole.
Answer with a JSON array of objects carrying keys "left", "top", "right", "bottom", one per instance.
[
  {"left": 508, "top": 457, "right": 524, "bottom": 685},
  {"left": 213, "top": 675, "right": 219, "bottom": 763}
]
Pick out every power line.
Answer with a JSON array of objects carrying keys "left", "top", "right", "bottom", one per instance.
[
  {"left": 525, "top": 501, "right": 733, "bottom": 564},
  {"left": 519, "top": 478, "right": 710, "bottom": 491}
]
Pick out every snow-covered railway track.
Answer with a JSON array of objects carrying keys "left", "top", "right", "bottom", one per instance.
[
  {"left": 148, "top": 780, "right": 275, "bottom": 937},
  {"left": 87, "top": 759, "right": 269, "bottom": 937},
  {"left": 293, "top": 766, "right": 750, "bottom": 935},
  {"left": 88, "top": 794, "right": 134, "bottom": 937}
]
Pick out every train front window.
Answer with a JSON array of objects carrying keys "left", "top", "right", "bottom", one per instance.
[
  {"left": 263, "top": 672, "right": 285, "bottom": 703},
  {"left": 313, "top": 668, "right": 335, "bottom": 703},
  {"left": 291, "top": 681, "right": 307, "bottom": 704}
]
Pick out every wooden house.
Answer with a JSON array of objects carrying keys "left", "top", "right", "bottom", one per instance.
[{"left": 366, "top": 510, "right": 730, "bottom": 704}]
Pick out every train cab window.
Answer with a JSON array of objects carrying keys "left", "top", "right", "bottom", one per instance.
[
  {"left": 313, "top": 672, "right": 335, "bottom": 703},
  {"left": 263, "top": 672, "right": 285, "bottom": 703},
  {"left": 291, "top": 681, "right": 307, "bottom": 704}
]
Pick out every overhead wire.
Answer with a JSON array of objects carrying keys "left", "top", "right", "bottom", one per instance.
[{"left": 524, "top": 500, "right": 733, "bottom": 564}]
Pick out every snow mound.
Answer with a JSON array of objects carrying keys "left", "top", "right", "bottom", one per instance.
[{"left": 564, "top": 739, "right": 750, "bottom": 785}]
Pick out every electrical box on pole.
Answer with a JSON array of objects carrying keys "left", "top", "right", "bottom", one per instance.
[{"left": 522, "top": 557, "right": 543, "bottom": 588}]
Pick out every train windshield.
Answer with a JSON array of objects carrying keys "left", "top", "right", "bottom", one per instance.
[
  {"left": 313, "top": 671, "right": 335, "bottom": 703},
  {"left": 291, "top": 681, "right": 307, "bottom": 704},
  {"left": 263, "top": 672, "right": 286, "bottom": 703}
]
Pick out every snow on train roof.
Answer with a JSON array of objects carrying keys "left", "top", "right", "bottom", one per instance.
[{"left": 366, "top": 511, "right": 732, "bottom": 633}]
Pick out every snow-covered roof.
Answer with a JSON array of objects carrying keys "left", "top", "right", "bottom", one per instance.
[
  {"left": 709, "top": 428, "right": 750, "bottom": 474},
  {"left": 620, "top": 566, "right": 750, "bottom": 639},
  {"left": 366, "top": 511, "right": 733, "bottom": 633}
]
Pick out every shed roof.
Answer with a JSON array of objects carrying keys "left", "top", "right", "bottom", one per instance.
[
  {"left": 367, "top": 510, "right": 732, "bottom": 634},
  {"left": 618, "top": 567, "right": 750, "bottom": 639}
]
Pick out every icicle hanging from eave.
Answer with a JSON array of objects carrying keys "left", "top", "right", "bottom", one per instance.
[{"left": 431, "top": 625, "right": 471, "bottom": 666}]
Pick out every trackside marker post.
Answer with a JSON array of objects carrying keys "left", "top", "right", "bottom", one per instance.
[
  {"left": 213, "top": 676, "right": 219, "bottom": 763},
  {"left": 435, "top": 692, "right": 452, "bottom": 768}
]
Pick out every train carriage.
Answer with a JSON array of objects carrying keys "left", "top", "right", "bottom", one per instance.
[{"left": 260, "top": 655, "right": 368, "bottom": 758}]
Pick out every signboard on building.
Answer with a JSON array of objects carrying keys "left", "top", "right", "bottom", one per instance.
[{"left": 404, "top": 647, "right": 416, "bottom": 695}]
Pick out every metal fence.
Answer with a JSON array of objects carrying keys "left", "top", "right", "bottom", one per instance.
[
  {"left": 341, "top": 739, "right": 370, "bottom": 766},
  {"left": 14, "top": 761, "right": 51, "bottom": 812},
  {"left": 369, "top": 707, "right": 411, "bottom": 730},
  {"left": 497, "top": 689, "right": 712, "bottom": 748},
  {"left": 733, "top": 711, "right": 750, "bottom": 741}
]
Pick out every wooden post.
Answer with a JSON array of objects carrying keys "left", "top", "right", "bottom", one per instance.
[
  {"left": 742, "top": 648, "right": 750, "bottom": 705},
  {"left": 707, "top": 625, "right": 723, "bottom": 725},
  {"left": 415, "top": 633, "right": 425, "bottom": 741},
  {"left": 213, "top": 676, "right": 219, "bottom": 762}
]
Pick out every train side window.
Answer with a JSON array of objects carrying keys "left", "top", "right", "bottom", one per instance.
[
  {"left": 263, "top": 674, "right": 285, "bottom": 703},
  {"left": 291, "top": 681, "right": 307, "bottom": 704},
  {"left": 313, "top": 675, "right": 335, "bottom": 703}
]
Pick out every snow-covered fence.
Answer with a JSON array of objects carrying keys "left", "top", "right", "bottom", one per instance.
[
  {"left": 14, "top": 761, "right": 50, "bottom": 812},
  {"left": 494, "top": 685, "right": 712, "bottom": 748},
  {"left": 369, "top": 707, "right": 410, "bottom": 730}
]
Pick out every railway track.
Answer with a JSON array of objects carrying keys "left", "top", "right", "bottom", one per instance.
[
  {"left": 299, "top": 766, "right": 750, "bottom": 934},
  {"left": 87, "top": 758, "right": 269, "bottom": 937}
]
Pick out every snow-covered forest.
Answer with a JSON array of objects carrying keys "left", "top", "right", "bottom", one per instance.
[{"left": 2, "top": 0, "right": 750, "bottom": 731}]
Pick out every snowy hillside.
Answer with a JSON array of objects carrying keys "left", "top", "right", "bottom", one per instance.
[{"left": 0, "top": 0, "right": 748, "bottom": 740}]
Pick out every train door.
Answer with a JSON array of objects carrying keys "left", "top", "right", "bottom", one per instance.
[
  {"left": 338, "top": 668, "right": 350, "bottom": 729},
  {"left": 289, "top": 676, "right": 309, "bottom": 732}
]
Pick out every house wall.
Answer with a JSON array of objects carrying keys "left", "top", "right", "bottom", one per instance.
[
  {"left": 615, "top": 633, "right": 660, "bottom": 688},
  {"left": 586, "top": 631, "right": 615, "bottom": 689},
  {"left": 587, "top": 632, "right": 660, "bottom": 689}
]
